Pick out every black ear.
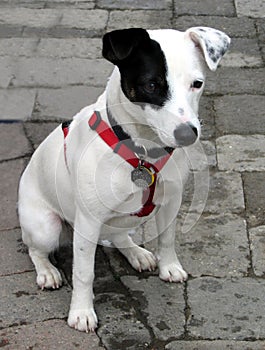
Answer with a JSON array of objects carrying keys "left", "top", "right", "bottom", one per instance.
[{"left": 102, "top": 28, "right": 150, "bottom": 65}]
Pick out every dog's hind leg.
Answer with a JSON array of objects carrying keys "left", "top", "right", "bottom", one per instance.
[
  {"left": 19, "top": 201, "right": 63, "bottom": 290},
  {"left": 111, "top": 233, "right": 157, "bottom": 272}
]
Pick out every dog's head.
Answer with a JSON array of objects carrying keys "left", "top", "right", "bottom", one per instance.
[{"left": 102, "top": 27, "right": 230, "bottom": 148}]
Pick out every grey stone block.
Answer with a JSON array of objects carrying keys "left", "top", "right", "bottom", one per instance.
[
  {"left": 0, "top": 319, "right": 104, "bottom": 350},
  {"left": 166, "top": 340, "right": 265, "bottom": 349},
  {"left": 0, "top": 38, "right": 103, "bottom": 59},
  {"left": 174, "top": 16, "right": 256, "bottom": 38},
  {"left": 24, "top": 121, "right": 59, "bottom": 149},
  {"left": 256, "top": 19, "right": 265, "bottom": 61},
  {"left": 243, "top": 172, "right": 265, "bottom": 227},
  {"left": 4, "top": 57, "right": 112, "bottom": 88},
  {"left": 0, "top": 89, "right": 36, "bottom": 120},
  {"left": 97, "top": 0, "right": 171, "bottom": 10},
  {"left": 0, "top": 229, "right": 33, "bottom": 276},
  {"left": 32, "top": 86, "right": 104, "bottom": 121},
  {"left": 96, "top": 292, "right": 151, "bottom": 349},
  {"left": 187, "top": 277, "right": 265, "bottom": 339},
  {"left": 215, "top": 95, "right": 265, "bottom": 136},
  {"left": 205, "top": 68, "right": 265, "bottom": 95},
  {"left": 0, "top": 58, "right": 14, "bottom": 88},
  {"left": 221, "top": 38, "right": 263, "bottom": 68},
  {"left": 0, "top": 159, "right": 25, "bottom": 230},
  {"left": 182, "top": 171, "right": 245, "bottom": 215},
  {"left": 0, "top": 0, "right": 95, "bottom": 9},
  {"left": 121, "top": 276, "right": 185, "bottom": 340},
  {"left": 201, "top": 141, "right": 216, "bottom": 168},
  {"left": 199, "top": 96, "right": 215, "bottom": 140},
  {"left": 178, "top": 140, "right": 216, "bottom": 172},
  {"left": 249, "top": 226, "right": 265, "bottom": 277},
  {"left": 0, "top": 9, "right": 108, "bottom": 31},
  {"left": 0, "top": 272, "right": 71, "bottom": 328},
  {"left": 235, "top": 0, "right": 265, "bottom": 18},
  {"left": 175, "top": 214, "right": 249, "bottom": 277},
  {"left": 174, "top": 0, "right": 235, "bottom": 16},
  {"left": 216, "top": 135, "right": 265, "bottom": 171},
  {"left": 108, "top": 10, "right": 172, "bottom": 31},
  {"left": 0, "top": 123, "right": 32, "bottom": 160}
]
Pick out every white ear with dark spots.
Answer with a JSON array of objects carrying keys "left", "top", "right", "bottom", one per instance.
[{"left": 186, "top": 27, "right": 231, "bottom": 71}]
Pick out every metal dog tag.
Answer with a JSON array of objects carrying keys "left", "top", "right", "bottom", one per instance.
[{"left": 131, "top": 165, "right": 154, "bottom": 188}]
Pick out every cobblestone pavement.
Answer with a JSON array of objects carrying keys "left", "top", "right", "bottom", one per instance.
[{"left": 0, "top": 0, "right": 265, "bottom": 349}]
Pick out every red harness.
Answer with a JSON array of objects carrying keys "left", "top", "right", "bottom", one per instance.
[{"left": 62, "top": 111, "right": 173, "bottom": 217}]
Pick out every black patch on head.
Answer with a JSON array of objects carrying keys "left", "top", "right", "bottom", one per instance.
[{"left": 102, "top": 28, "right": 170, "bottom": 108}]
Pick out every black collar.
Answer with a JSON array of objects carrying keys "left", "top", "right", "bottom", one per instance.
[{"left": 107, "top": 108, "right": 175, "bottom": 159}]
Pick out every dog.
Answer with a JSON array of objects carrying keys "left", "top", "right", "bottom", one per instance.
[{"left": 18, "top": 27, "right": 230, "bottom": 332}]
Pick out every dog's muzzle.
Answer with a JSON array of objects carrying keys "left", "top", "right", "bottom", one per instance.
[{"left": 174, "top": 122, "right": 198, "bottom": 147}]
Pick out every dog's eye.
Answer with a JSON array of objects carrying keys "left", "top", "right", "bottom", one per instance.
[
  {"left": 192, "top": 80, "right": 204, "bottom": 89},
  {"left": 143, "top": 82, "right": 156, "bottom": 93}
]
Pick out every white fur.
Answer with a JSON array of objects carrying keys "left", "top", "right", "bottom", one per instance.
[{"left": 18, "top": 27, "right": 230, "bottom": 332}]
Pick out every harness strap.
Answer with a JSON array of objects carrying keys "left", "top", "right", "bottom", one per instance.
[
  {"left": 62, "top": 111, "right": 173, "bottom": 217},
  {"left": 89, "top": 111, "right": 173, "bottom": 217},
  {"left": 89, "top": 111, "right": 171, "bottom": 172},
  {"left": 62, "top": 120, "right": 72, "bottom": 170}
]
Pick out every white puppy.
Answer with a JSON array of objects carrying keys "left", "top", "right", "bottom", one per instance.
[{"left": 18, "top": 27, "right": 230, "bottom": 332}]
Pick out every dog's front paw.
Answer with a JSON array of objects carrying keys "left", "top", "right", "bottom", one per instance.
[
  {"left": 68, "top": 308, "right": 98, "bottom": 332},
  {"left": 37, "top": 264, "right": 62, "bottom": 290},
  {"left": 158, "top": 261, "right": 188, "bottom": 283},
  {"left": 125, "top": 246, "right": 157, "bottom": 272}
]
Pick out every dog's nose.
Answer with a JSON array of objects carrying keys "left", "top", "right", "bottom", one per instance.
[{"left": 174, "top": 122, "right": 198, "bottom": 147}]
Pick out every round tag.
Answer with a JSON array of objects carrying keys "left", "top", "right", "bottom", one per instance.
[{"left": 131, "top": 166, "right": 155, "bottom": 188}]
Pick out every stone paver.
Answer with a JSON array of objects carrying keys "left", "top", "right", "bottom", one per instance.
[
  {"left": 177, "top": 214, "right": 249, "bottom": 277},
  {"left": 0, "top": 159, "right": 25, "bottom": 230},
  {"left": 1, "top": 57, "right": 112, "bottom": 88},
  {"left": 0, "top": 9, "right": 108, "bottom": 36},
  {"left": 0, "top": 89, "right": 36, "bottom": 120},
  {"left": 243, "top": 172, "right": 265, "bottom": 227},
  {"left": 0, "top": 0, "right": 95, "bottom": 9},
  {"left": 97, "top": 0, "right": 171, "bottom": 10},
  {"left": 199, "top": 96, "right": 215, "bottom": 140},
  {"left": 174, "top": 0, "right": 235, "bottom": 16},
  {"left": 166, "top": 340, "right": 265, "bottom": 350},
  {"left": 1, "top": 0, "right": 265, "bottom": 349},
  {"left": 0, "top": 123, "right": 32, "bottom": 160},
  {"left": 249, "top": 226, "right": 265, "bottom": 277},
  {"left": 107, "top": 10, "right": 172, "bottom": 31},
  {"left": 187, "top": 277, "right": 265, "bottom": 339},
  {"left": 0, "top": 319, "right": 104, "bottom": 350},
  {"left": 96, "top": 292, "right": 151, "bottom": 349},
  {"left": 32, "top": 86, "right": 104, "bottom": 121},
  {"left": 235, "top": 0, "right": 265, "bottom": 18},
  {"left": 121, "top": 276, "right": 185, "bottom": 340},
  {"left": 215, "top": 95, "right": 265, "bottom": 136},
  {"left": 182, "top": 171, "right": 245, "bottom": 214},
  {"left": 174, "top": 16, "right": 257, "bottom": 37},
  {"left": 217, "top": 135, "right": 265, "bottom": 171},
  {"left": 0, "top": 229, "right": 33, "bottom": 276},
  {"left": 0, "top": 38, "right": 102, "bottom": 59},
  {"left": 221, "top": 38, "right": 263, "bottom": 67},
  {"left": 205, "top": 68, "right": 265, "bottom": 95},
  {"left": 24, "top": 121, "right": 59, "bottom": 149},
  {"left": 0, "top": 272, "right": 71, "bottom": 329}
]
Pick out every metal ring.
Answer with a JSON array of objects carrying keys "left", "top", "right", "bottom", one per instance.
[{"left": 137, "top": 144, "right": 148, "bottom": 160}]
